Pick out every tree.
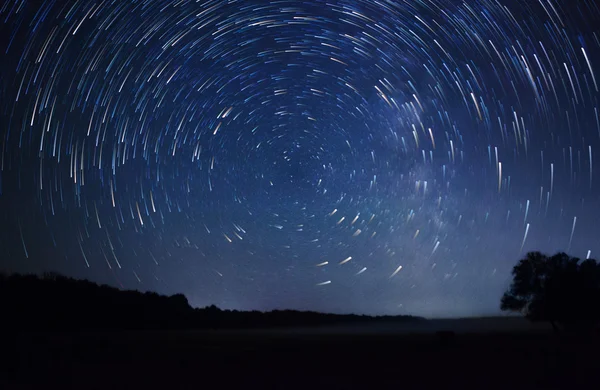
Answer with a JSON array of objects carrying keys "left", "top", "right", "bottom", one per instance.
[{"left": 501, "top": 251, "right": 600, "bottom": 332}]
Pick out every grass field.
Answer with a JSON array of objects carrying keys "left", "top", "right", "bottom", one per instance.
[{"left": 1, "top": 318, "right": 598, "bottom": 389}]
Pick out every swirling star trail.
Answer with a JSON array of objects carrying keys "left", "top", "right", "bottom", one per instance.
[{"left": 1, "top": 0, "right": 600, "bottom": 317}]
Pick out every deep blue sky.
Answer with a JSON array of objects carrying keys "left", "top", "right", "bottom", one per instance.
[{"left": 1, "top": 0, "right": 600, "bottom": 318}]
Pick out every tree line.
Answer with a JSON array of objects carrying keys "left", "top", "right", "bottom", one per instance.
[
  {"left": 0, "top": 272, "right": 422, "bottom": 331},
  {"left": 2, "top": 250, "right": 599, "bottom": 332}
]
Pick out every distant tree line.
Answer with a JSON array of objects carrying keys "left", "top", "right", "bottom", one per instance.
[{"left": 0, "top": 272, "right": 422, "bottom": 331}]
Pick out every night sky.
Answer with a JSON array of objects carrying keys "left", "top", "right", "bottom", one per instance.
[{"left": 1, "top": 0, "right": 600, "bottom": 318}]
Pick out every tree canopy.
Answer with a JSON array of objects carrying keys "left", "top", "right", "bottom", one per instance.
[{"left": 501, "top": 251, "right": 600, "bottom": 331}]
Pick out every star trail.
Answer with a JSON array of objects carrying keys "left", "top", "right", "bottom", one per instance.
[{"left": 1, "top": 0, "right": 600, "bottom": 317}]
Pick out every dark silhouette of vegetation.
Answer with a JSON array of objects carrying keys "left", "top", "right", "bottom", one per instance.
[
  {"left": 501, "top": 251, "right": 600, "bottom": 332},
  {"left": 0, "top": 272, "right": 422, "bottom": 331}
]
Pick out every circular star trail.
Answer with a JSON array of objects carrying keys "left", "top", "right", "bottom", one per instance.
[{"left": 1, "top": 0, "right": 600, "bottom": 317}]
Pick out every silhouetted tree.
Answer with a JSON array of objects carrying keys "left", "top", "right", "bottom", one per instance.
[{"left": 501, "top": 251, "right": 600, "bottom": 332}]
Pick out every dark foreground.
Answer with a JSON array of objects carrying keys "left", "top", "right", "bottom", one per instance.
[{"left": 2, "top": 323, "right": 599, "bottom": 389}]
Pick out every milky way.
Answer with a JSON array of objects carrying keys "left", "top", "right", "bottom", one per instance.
[{"left": 1, "top": 0, "right": 600, "bottom": 317}]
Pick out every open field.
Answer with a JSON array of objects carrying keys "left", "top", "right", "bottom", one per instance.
[{"left": 1, "top": 318, "right": 597, "bottom": 389}]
